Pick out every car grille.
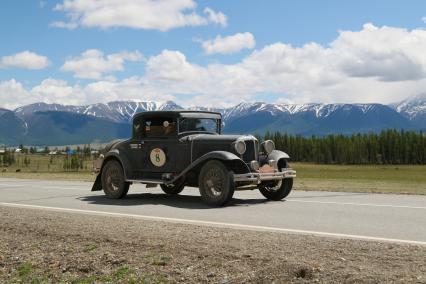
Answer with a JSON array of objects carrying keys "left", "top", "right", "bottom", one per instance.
[{"left": 242, "top": 139, "right": 258, "bottom": 162}]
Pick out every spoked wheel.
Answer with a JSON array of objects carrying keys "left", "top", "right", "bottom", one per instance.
[
  {"left": 101, "top": 160, "right": 130, "bottom": 199},
  {"left": 160, "top": 180, "right": 185, "bottom": 195},
  {"left": 199, "top": 160, "right": 234, "bottom": 206},
  {"left": 259, "top": 178, "right": 293, "bottom": 201}
]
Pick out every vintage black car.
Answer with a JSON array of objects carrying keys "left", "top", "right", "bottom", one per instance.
[{"left": 92, "top": 110, "right": 296, "bottom": 206}]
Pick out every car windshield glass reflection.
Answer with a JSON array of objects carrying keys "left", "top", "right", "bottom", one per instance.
[{"left": 179, "top": 118, "right": 218, "bottom": 134}]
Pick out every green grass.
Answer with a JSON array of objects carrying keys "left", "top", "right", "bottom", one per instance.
[
  {"left": 18, "top": 262, "right": 32, "bottom": 279},
  {"left": 69, "top": 266, "right": 159, "bottom": 284},
  {"left": 0, "top": 154, "right": 96, "bottom": 181},
  {"left": 1, "top": 154, "right": 425, "bottom": 195},
  {"left": 83, "top": 243, "right": 98, "bottom": 252},
  {"left": 292, "top": 163, "right": 426, "bottom": 195}
]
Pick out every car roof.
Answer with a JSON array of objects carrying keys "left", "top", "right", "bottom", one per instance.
[{"left": 133, "top": 110, "right": 222, "bottom": 121}]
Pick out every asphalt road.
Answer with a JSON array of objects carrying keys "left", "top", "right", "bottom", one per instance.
[{"left": 0, "top": 177, "right": 425, "bottom": 245}]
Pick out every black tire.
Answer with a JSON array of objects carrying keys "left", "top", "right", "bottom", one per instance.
[
  {"left": 160, "top": 181, "right": 185, "bottom": 195},
  {"left": 101, "top": 160, "right": 130, "bottom": 199},
  {"left": 259, "top": 178, "right": 293, "bottom": 201},
  {"left": 198, "top": 160, "right": 235, "bottom": 206}
]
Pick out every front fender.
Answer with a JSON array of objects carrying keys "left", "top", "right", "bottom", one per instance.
[
  {"left": 268, "top": 150, "right": 290, "bottom": 161},
  {"left": 267, "top": 150, "right": 290, "bottom": 169},
  {"left": 171, "top": 151, "right": 250, "bottom": 183}
]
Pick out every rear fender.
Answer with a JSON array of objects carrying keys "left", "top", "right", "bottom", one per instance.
[{"left": 91, "top": 150, "right": 131, "bottom": 191}]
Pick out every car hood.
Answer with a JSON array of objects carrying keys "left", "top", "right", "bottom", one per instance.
[{"left": 182, "top": 133, "right": 254, "bottom": 142}]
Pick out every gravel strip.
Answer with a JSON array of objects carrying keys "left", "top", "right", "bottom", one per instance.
[{"left": 0, "top": 206, "right": 425, "bottom": 283}]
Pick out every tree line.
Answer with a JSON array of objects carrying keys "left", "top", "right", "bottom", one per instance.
[
  {"left": 0, "top": 144, "right": 98, "bottom": 171},
  {"left": 264, "top": 129, "right": 426, "bottom": 164}
]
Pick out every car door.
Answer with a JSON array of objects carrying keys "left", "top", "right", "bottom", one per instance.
[{"left": 139, "top": 116, "right": 178, "bottom": 174}]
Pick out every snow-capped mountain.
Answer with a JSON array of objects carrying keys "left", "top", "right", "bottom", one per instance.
[
  {"left": 1, "top": 97, "right": 425, "bottom": 146},
  {"left": 392, "top": 94, "right": 426, "bottom": 126},
  {"left": 14, "top": 101, "right": 183, "bottom": 122}
]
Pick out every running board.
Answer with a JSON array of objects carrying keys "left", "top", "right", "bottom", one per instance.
[{"left": 126, "top": 179, "right": 165, "bottom": 185}]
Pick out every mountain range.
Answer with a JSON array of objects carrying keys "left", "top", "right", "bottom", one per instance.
[{"left": 0, "top": 94, "right": 425, "bottom": 146}]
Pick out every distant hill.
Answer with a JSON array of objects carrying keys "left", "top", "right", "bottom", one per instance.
[{"left": 0, "top": 96, "right": 424, "bottom": 146}]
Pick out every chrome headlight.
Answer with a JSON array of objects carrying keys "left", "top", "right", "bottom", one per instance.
[
  {"left": 234, "top": 140, "right": 246, "bottom": 155},
  {"left": 262, "top": 140, "right": 275, "bottom": 154}
]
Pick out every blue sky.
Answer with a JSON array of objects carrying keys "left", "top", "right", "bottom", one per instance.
[{"left": 1, "top": 0, "right": 426, "bottom": 109}]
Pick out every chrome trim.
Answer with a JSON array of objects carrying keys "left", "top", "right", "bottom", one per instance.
[{"left": 233, "top": 168, "right": 296, "bottom": 183}]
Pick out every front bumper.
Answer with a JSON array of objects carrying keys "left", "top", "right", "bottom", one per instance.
[{"left": 233, "top": 168, "right": 296, "bottom": 183}]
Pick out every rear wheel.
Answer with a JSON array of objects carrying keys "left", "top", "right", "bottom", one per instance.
[
  {"left": 101, "top": 160, "right": 130, "bottom": 199},
  {"left": 160, "top": 181, "right": 185, "bottom": 195},
  {"left": 199, "top": 160, "right": 235, "bottom": 206}
]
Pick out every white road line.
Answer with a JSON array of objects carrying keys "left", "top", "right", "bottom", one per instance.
[
  {"left": 0, "top": 185, "right": 88, "bottom": 191},
  {"left": 0, "top": 202, "right": 425, "bottom": 246},
  {"left": 287, "top": 199, "right": 426, "bottom": 210},
  {"left": 0, "top": 183, "right": 24, "bottom": 187}
]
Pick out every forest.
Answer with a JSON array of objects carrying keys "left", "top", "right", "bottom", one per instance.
[{"left": 264, "top": 129, "right": 426, "bottom": 164}]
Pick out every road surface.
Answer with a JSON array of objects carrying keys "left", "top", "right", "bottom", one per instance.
[{"left": 0, "top": 177, "right": 425, "bottom": 245}]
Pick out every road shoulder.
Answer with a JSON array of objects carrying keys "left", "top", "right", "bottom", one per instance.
[{"left": 0, "top": 206, "right": 425, "bottom": 283}]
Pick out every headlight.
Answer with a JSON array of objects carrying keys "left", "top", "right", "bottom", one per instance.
[
  {"left": 234, "top": 140, "right": 246, "bottom": 155},
  {"left": 262, "top": 140, "right": 275, "bottom": 154}
]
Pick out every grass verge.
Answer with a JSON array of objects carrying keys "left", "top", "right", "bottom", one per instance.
[{"left": 1, "top": 162, "right": 425, "bottom": 195}]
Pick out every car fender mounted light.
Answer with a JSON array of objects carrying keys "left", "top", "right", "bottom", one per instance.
[
  {"left": 262, "top": 140, "right": 275, "bottom": 154},
  {"left": 250, "top": 160, "right": 260, "bottom": 171},
  {"left": 234, "top": 140, "right": 246, "bottom": 155}
]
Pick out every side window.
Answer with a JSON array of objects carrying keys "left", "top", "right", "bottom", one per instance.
[
  {"left": 143, "top": 117, "right": 175, "bottom": 137},
  {"left": 133, "top": 117, "right": 144, "bottom": 139}
]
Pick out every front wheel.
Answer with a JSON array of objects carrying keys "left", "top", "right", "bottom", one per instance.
[
  {"left": 259, "top": 178, "right": 293, "bottom": 201},
  {"left": 101, "top": 160, "right": 130, "bottom": 199},
  {"left": 198, "top": 160, "right": 235, "bottom": 206}
]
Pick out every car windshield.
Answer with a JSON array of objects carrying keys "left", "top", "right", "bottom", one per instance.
[{"left": 179, "top": 118, "right": 219, "bottom": 134}]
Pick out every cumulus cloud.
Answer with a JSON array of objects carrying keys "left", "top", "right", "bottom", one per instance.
[
  {"left": 143, "top": 24, "right": 426, "bottom": 106},
  {"left": 52, "top": 0, "right": 227, "bottom": 31},
  {"left": 0, "top": 79, "right": 31, "bottom": 110},
  {"left": 4, "top": 24, "right": 426, "bottom": 108},
  {"left": 202, "top": 32, "right": 255, "bottom": 55},
  {"left": 332, "top": 23, "right": 426, "bottom": 81},
  {"left": 0, "top": 51, "right": 50, "bottom": 70},
  {"left": 60, "top": 49, "right": 143, "bottom": 79},
  {"left": 0, "top": 77, "right": 177, "bottom": 110}
]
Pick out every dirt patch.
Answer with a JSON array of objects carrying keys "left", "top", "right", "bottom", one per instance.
[{"left": 0, "top": 206, "right": 425, "bottom": 283}]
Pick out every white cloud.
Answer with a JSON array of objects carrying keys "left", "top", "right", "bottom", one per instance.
[
  {"left": 332, "top": 23, "right": 426, "bottom": 82},
  {"left": 203, "top": 7, "right": 227, "bottom": 27},
  {"left": 422, "top": 16, "right": 426, "bottom": 23},
  {"left": 0, "top": 79, "right": 31, "bottom": 110},
  {"left": 50, "top": 21, "right": 78, "bottom": 29},
  {"left": 4, "top": 24, "right": 426, "bottom": 109},
  {"left": 0, "top": 51, "right": 50, "bottom": 70},
  {"left": 202, "top": 32, "right": 255, "bottom": 55},
  {"left": 143, "top": 24, "right": 426, "bottom": 106},
  {"left": 60, "top": 49, "right": 143, "bottom": 79},
  {"left": 0, "top": 77, "right": 176, "bottom": 110},
  {"left": 53, "top": 0, "right": 227, "bottom": 31}
]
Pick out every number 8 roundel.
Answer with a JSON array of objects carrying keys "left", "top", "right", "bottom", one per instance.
[{"left": 150, "top": 148, "right": 166, "bottom": 167}]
